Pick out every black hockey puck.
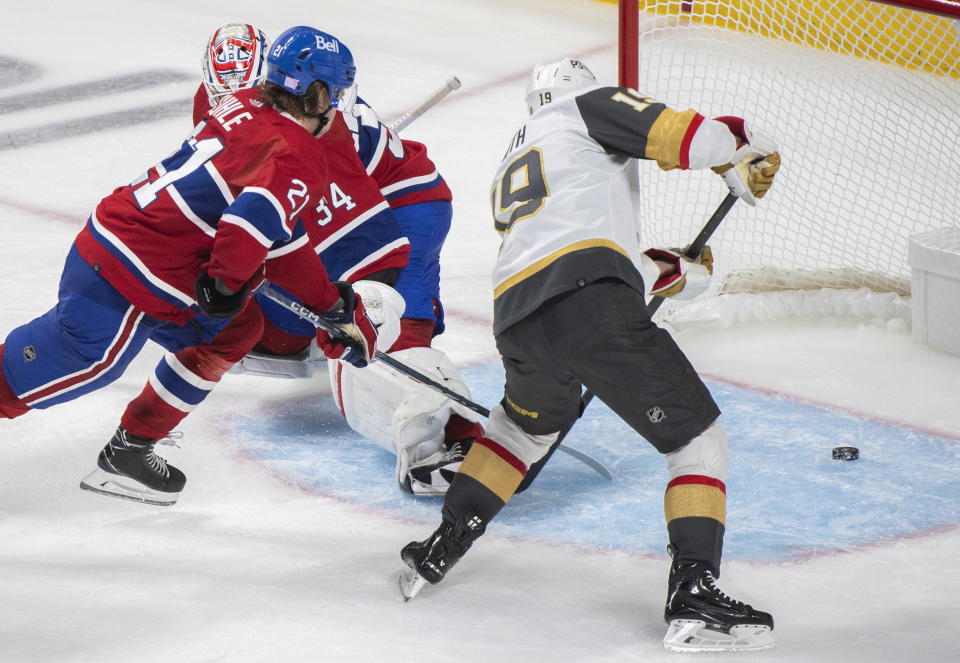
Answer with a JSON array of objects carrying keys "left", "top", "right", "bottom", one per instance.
[{"left": 832, "top": 446, "right": 859, "bottom": 461}]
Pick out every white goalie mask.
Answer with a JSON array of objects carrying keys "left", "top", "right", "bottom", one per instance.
[
  {"left": 201, "top": 23, "right": 270, "bottom": 106},
  {"left": 525, "top": 58, "right": 597, "bottom": 115}
]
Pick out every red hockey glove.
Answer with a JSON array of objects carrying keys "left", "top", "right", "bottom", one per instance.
[
  {"left": 643, "top": 247, "right": 713, "bottom": 300},
  {"left": 316, "top": 282, "right": 379, "bottom": 368}
]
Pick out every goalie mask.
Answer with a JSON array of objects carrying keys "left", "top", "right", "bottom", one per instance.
[
  {"left": 525, "top": 58, "right": 597, "bottom": 115},
  {"left": 202, "top": 23, "right": 269, "bottom": 105}
]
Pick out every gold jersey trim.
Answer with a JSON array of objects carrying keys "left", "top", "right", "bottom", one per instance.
[{"left": 493, "top": 238, "right": 631, "bottom": 299}]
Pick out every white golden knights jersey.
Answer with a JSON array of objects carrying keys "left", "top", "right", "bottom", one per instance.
[{"left": 490, "top": 85, "right": 742, "bottom": 334}]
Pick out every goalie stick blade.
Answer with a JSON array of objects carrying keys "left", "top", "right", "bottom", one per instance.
[
  {"left": 79, "top": 468, "right": 180, "bottom": 507},
  {"left": 399, "top": 563, "right": 427, "bottom": 602},
  {"left": 663, "top": 619, "right": 774, "bottom": 653}
]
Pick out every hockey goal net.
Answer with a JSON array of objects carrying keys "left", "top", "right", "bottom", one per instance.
[{"left": 622, "top": 0, "right": 960, "bottom": 323}]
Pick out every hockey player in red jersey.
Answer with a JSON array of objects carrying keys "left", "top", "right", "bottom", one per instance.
[
  {"left": 399, "top": 59, "right": 781, "bottom": 653},
  {"left": 187, "top": 23, "right": 483, "bottom": 497},
  {"left": 0, "top": 24, "right": 379, "bottom": 507}
]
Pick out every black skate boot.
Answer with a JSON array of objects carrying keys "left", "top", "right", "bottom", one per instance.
[
  {"left": 399, "top": 512, "right": 485, "bottom": 600},
  {"left": 663, "top": 555, "right": 774, "bottom": 652},
  {"left": 403, "top": 438, "right": 474, "bottom": 496},
  {"left": 79, "top": 427, "right": 186, "bottom": 506}
]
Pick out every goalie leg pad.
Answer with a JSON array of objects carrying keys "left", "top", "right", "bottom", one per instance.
[{"left": 329, "top": 346, "right": 483, "bottom": 493}]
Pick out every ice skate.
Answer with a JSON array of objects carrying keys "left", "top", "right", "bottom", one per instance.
[
  {"left": 80, "top": 427, "right": 186, "bottom": 506},
  {"left": 399, "top": 513, "right": 485, "bottom": 600},
  {"left": 402, "top": 438, "right": 473, "bottom": 496},
  {"left": 663, "top": 558, "right": 774, "bottom": 652}
]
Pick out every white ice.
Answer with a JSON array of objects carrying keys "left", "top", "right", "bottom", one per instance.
[{"left": 0, "top": 1, "right": 957, "bottom": 661}]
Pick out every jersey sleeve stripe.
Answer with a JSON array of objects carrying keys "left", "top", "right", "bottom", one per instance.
[
  {"left": 240, "top": 186, "right": 287, "bottom": 227},
  {"left": 266, "top": 231, "right": 310, "bottom": 258},
  {"left": 334, "top": 237, "right": 411, "bottom": 282},
  {"left": 379, "top": 171, "right": 440, "bottom": 197},
  {"left": 678, "top": 113, "right": 705, "bottom": 170},
  {"left": 365, "top": 128, "right": 388, "bottom": 174},
  {"left": 219, "top": 214, "right": 275, "bottom": 248},
  {"left": 646, "top": 108, "right": 702, "bottom": 169}
]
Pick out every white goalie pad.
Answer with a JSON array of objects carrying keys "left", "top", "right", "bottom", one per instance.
[{"left": 329, "top": 346, "right": 483, "bottom": 493}]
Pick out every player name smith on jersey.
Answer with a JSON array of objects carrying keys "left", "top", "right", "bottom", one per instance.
[{"left": 489, "top": 85, "right": 738, "bottom": 333}]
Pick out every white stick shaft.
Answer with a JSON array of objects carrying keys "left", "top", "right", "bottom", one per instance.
[{"left": 389, "top": 76, "right": 461, "bottom": 133}]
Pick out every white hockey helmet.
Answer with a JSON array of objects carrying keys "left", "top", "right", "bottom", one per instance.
[
  {"left": 201, "top": 23, "right": 269, "bottom": 105},
  {"left": 525, "top": 58, "right": 597, "bottom": 115}
]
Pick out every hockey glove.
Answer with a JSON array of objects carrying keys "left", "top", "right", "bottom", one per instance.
[
  {"left": 316, "top": 282, "right": 379, "bottom": 368},
  {"left": 195, "top": 271, "right": 249, "bottom": 318},
  {"left": 643, "top": 247, "right": 713, "bottom": 300},
  {"left": 711, "top": 117, "right": 781, "bottom": 206}
]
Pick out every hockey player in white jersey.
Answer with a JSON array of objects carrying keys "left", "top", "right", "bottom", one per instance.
[{"left": 399, "top": 59, "right": 781, "bottom": 653}]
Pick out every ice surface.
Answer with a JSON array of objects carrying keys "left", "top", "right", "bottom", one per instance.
[{"left": 0, "top": 1, "right": 956, "bottom": 661}]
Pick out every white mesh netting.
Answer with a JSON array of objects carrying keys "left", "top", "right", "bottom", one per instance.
[{"left": 631, "top": 0, "right": 960, "bottom": 325}]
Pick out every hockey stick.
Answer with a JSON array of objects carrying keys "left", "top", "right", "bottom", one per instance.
[
  {"left": 254, "top": 281, "right": 481, "bottom": 412},
  {"left": 389, "top": 76, "right": 462, "bottom": 133},
  {"left": 253, "top": 281, "right": 614, "bottom": 481},
  {"left": 516, "top": 192, "right": 740, "bottom": 492}
]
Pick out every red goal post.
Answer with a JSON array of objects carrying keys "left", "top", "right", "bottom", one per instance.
[{"left": 616, "top": 0, "right": 960, "bottom": 324}]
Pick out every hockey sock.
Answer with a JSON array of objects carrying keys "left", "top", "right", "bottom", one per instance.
[
  {"left": 664, "top": 474, "right": 726, "bottom": 573},
  {"left": 121, "top": 346, "right": 235, "bottom": 440},
  {"left": 443, "top": 436, "right": 527, "bottom": 526},
  {"left": 444, "top": 413, "right": 484, "bottom": 443},
  {"left": 389, "top": 318, "right": 436, "bottom": 352}
]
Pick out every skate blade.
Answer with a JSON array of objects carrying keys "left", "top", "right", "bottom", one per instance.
[
  {"left": 405, "top": 474, "right": 450, "bottom": 497},
  {"left": 79, "top": 468, "right": 179, "bottom": 507},
  {"left": 663, "top": 619, "right": 774, "bottom": 653},
  {"left": 399, "top": 563, "right": 427, "bottom": 601}
]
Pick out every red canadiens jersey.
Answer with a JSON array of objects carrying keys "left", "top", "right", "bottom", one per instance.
[
  {"left": 342, "top": 98, "right": 452, "bottom": 208},
  {"left": 193, "top": 85, "right": 409, "bottom": 283},
  {"left": 76, "top": 88, "right": 339, "bottom": 324}
]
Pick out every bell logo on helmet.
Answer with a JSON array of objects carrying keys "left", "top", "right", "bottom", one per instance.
[{"left": 314, "top": 35, "right": 340, "bottom": 53}]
